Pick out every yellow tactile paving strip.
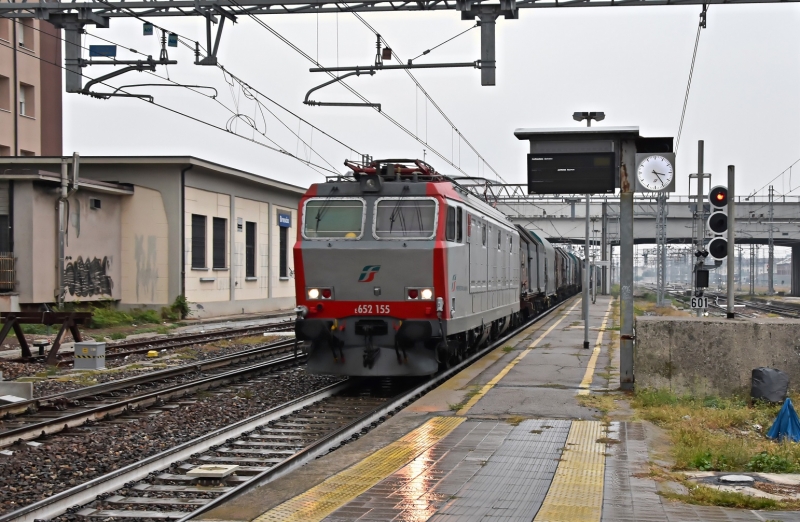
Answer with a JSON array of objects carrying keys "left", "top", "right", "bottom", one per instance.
[
  {"left": 456, "top": 299, "right": 581, "bottom": 416},
  {"left": 533, "top": 420, "right": 605, "bottom": 522},
  {"left": 251, "top": 416, "right": 465, "bottom": 522},
  {"left": 577, "top": 299, "right": 615, "bottom": 396}
]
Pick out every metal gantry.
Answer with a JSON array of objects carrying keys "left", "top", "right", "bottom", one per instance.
[{"left": 655, "top": 192, "right": 668, "bottom": 306}]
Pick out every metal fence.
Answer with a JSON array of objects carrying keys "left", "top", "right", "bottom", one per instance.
[{"left": 0, "top": 253, "right": 15, "bottom": 291}]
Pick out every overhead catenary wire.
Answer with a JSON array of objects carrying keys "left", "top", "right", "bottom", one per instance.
[
  {"left": 675, "top": 8, "right": 707, "bottom": 155},
  {"left": 225, "top": 0, "right": 472, "bottom": 177},
  {"left": 0, "top": 37, "right": 342, "bottom": 176},
  {"left": 343, "top": 7, "right": 508, "bottom": 183},
  {"left": 73, "top": 10, "right": 356, "bottom": 174}
]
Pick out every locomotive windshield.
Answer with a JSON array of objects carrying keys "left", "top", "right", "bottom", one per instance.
[
  {"left": 303, "top": 198, "right": 364, "bottom": 239},
  {"left": 374, "top": 198, "right": 437, "bottom": 239}
]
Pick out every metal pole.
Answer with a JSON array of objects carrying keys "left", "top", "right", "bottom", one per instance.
[
  {"left": 768, "top": 186, "right": 775, "bottom": 295},
  {"left": 478, "top": 14, "right": 497, "bottom": 86},
  {"left": 619, "top": 140, "right": 635, "bottom": 390},
  {"left": 601, "top": 200, "right": 608, "bottom": 295},
  {"left": 727, "top": 165, "right": 735, "bottom": 318},
  {"left": 696, "top": 141, "right": 705, "bottom": 317},
  {"left": 583, "top": 194, "right": 590, "bottom": 349}
]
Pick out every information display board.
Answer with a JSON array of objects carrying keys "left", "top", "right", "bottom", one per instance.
[{"left": 527, "top": 152, "right": 616, "bottom": 195}]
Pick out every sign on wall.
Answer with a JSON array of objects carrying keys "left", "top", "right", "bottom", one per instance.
[{"left": 278, "top": 213, "right": 291, "bottom": 228}]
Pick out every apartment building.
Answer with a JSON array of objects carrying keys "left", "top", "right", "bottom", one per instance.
[{"left": 0, "top": 16, "right": 63, "bottom": 157}]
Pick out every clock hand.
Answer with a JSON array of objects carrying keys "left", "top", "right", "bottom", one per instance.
[{"left": 651, "top": 170, "right": 664, "bottom": 183}]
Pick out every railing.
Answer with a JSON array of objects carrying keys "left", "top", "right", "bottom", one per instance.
[{"left": 0, "top": 253, "right": 15, "bottom": 291}]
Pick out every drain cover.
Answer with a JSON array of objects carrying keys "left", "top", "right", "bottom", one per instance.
[
  {"left": 187, "top": 464, "right": 240, "bottom": 478},
  {"left": 718, "top": 474, "right": 755, "bottom": 484}
]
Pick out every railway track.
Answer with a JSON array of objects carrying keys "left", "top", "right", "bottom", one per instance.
[
  {"left": 654, "top": 284, "right": 799, "bottom": 319},
  {"left": 0, "top": 296, "right": 574, "bottom": 522},
  {"left": 15, "top": 320, "right": 295, "bottom": 366},
  {"left": 0, "top": 338, "right": 300, "bottom": 446}
]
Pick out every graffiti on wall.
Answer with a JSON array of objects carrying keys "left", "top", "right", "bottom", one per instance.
[{"left": 63, "top": 256, "right": 114, "bottom": 297}]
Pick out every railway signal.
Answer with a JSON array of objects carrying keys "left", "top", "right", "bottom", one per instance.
[{"left": 707, "top": 185, "right": 728, "bottom": 260}]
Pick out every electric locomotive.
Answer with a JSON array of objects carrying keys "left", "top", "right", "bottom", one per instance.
[{"left": 293, "top": 159, "right": 582, "bottom": 377}]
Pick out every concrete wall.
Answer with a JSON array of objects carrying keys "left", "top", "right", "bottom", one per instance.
[
  {"left": 184, "top": 186, "right": 231, "bottom": 303},
  {"left": 121, "top": 186, "right": 169, "bottom": 305},
  {"left": 63, "top": 189, "right": 122, "bottom": 301},
  {"left": 233, "top": 196, "right": 269, "bottom": 301},
  {"left": 635, "top": 316, "right": 800, "bottom": 397}
]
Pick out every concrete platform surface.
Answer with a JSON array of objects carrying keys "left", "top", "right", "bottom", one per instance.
[{"left": 198, "top": 295, "right": 800, "bottom": 522}]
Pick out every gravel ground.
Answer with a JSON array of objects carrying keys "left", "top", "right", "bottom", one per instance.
[
  {"left": 0, "top": 336, "right": 286, "bottom": 398},
  {"left": 0, "top": 367, "right": 341, "bottom": 517}
]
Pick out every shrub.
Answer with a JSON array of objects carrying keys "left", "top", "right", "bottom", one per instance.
[{"left": 746, "top": 452, "right": 796, "bottom": 473}]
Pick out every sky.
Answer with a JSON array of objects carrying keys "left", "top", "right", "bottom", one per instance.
[{"left": 63, "top": 3, "right": 800, "bottom": 198}]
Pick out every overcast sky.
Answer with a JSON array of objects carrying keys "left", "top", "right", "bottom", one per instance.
[{"left": 64, "top": 3, "right": 800, "bottom": 198}]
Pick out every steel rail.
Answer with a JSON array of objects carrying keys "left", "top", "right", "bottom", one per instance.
[
  {"left": 0, "top": 381, "right": 352, "bottom": 522},
  {"left": 0, "top": 338, "right": 297, "bottom": 417},
  {"left": 181, "top": 296, "right": 574, "bottom": 521},
  {"left": 0, "top": 349, "right": 305, "bottom": 447}
]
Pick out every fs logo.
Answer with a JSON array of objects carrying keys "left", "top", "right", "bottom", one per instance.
[{"left": 358, "top": 265, "right": 381, "bottom": 283}]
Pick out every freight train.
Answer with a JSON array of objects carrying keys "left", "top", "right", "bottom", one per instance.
[{"left": 294, "top": 159, "right": 582, "bottom": 377}]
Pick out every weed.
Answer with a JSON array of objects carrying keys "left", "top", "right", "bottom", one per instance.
[
  {"left": 110, "top": 332, "right": 126, "bottom": 340},
  {"left": 506, "top": 415, "right": 526, "bottom": 426},
  {"left": 237, "top": 389, "right": 255, "bottom": 400},
  {"left": 746, "top": 452, "right": 796, "bottom": 473},
  {"left": 502, "top": 346, "right": 514, "bottom": 353},
  {"left": 92, "top": 335, "right": 106, "bottom": 342},
  {"left": 156, "top": 326, "right": 170, "bottom": 335},
  {"left": 449, "top": 385, "right": 482, "bottom": 412},
  {"left": 662, "top": 482, "right": 799, "bottom": 510},
  {"left": 21, "top": 324, "right": 50, "bottom": 335},
  {"left": 596, "top": 437, "right": 621, "bottom": 445}
]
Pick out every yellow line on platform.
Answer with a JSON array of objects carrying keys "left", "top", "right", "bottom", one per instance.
[
  {"left": 456, "top": 299, "right": 581, "bottom": 416},
  {"left": 577, "top": 299, "right": 614, "bottom": 396},
  {"left": 533, "top": 420, "right": 605, "bottom": 522},
  {"left": 251, "top": 416, "right": 464, "bottom": 522}
]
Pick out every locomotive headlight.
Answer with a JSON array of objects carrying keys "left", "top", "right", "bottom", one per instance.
[
  {"left": 308, "top": 288, "right": 320, "bottom": 299},
  {"left": 421, "top": 288, "right": 433, "bottom": 300}
]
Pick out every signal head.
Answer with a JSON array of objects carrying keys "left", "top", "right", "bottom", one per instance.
[
  {"left": 709, "top": 185, "right": 728, "bottom": 209},
  {"left": 707, "top": 212, "right": 728, "bottom": 235},
  {"left": 707, "top": 237, "right": 728, "bottom": 260}
]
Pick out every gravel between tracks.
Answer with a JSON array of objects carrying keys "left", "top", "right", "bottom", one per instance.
[
  {"left": 0, "top": 367, "right": 341, "bottom": 517},
  {"left": 0, "top": 337, "right": 286, "bottom": 398}
]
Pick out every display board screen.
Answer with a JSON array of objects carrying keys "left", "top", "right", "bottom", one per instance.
[{"left": 527, "top": 152, "right": 616, "bottom": 194}]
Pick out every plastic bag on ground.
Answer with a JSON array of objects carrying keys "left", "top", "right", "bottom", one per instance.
[
  {"left": 751, "top": 367, "right": 789, "bottom": 403},
  {"left": 767, "top": 398, "right": 800, "bottom": 443}
]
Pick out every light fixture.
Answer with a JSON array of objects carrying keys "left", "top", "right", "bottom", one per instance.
[
  {"left": 421, "top": 288, "right": 433, "bottom": 300},
  {"left": 308, "top": 288, "right": 320, "bottom": 299}
]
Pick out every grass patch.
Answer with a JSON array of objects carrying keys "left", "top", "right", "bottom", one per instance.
[
  {"left": 502, "top": 346, "right": 515, "bottom": 353},
  {"left": 448, "top": 385, "right": 482, "bottom": 412},
  {"left": 506, "top": 415, "right": 526, "bottom": 426},
  {"left": 632, "top": 388, "right": 800, "bottom": 472},
  {"left": 578, "top": 394, "right": 617, "bottom": 419},
  {"left": 664, "top": 482, "right": 800, "bottom": 510}
]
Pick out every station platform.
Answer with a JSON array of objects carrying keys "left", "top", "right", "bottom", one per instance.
[{"left": 198, "top": 296, "right": 800, "bottom": 522}]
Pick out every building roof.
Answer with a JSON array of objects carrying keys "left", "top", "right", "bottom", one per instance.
[
  {"left": 0, "top": 169, "right": 135, "bottom": 195},
  {"left": 514, "top": 126, "right": 641, "bottom": 141},
  {"left": 0, "top": 156, "right": 307, "bottom": 196}
]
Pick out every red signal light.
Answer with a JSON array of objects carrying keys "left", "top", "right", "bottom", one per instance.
[
  {"left": 408, "top": 289, "right": 419, "bottom": 299},
  {"left": 716, "top": 193, "right": 724, "bottom": 201},
  {"left": 321, "top": 288, "right": 332, "bottom": 299}
]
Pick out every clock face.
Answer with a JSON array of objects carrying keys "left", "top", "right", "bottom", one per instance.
[{"left": 637, "top": 155, "right": 674, "bottom": 191}]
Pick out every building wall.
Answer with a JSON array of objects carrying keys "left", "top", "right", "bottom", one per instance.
[
  {"left": 63, "top": 190, "right": 122, "bottom": 302},
  {"left": 38, "top": 22, "right": 62, "bottom": 157},
  {"left": 121, "top": 186, "right": 169, "bottom": 305},
  {"left": 233, "top": 196, "right": 269, "bottom": 301},
  {"left": 184, "top": 186, "right": 231, "bottom": 303}
]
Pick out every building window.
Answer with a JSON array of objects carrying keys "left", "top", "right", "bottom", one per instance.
[
  {"left": 279, "top": 226, "right": 288, "bottom": 278},
  {"left": 245, "top": 221, "right": 256, "bottom": 278},
  {"left": 0, "top": 146, "right": 9, "bottom": 157},
  {"left": 0, "top": 76, "right": 9, "bottom": 112},
  {"left": 18, "top": 20, "right": 34, "bottom": 51},
  {"left": 19, "top": 83, "right": 34, "bottom": 117},
  {"left": 0, "top": 19, "right": 9, "bottom": 42},
  {"left": 191, "top": 214, "right": 206, "bottom": 269},
  {"left": 212, "top": 217, "right": 227, "bottom": 269}
]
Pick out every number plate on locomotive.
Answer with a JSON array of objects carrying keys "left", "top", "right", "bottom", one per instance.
[{"left": 354, "top": 304, "right": 391, "bottom": 314}]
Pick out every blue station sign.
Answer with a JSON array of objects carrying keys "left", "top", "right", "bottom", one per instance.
[{"left": 278, "top": 213, "right": 291, "bottom": 228}]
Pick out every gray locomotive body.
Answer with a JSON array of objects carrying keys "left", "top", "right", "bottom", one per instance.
[{"left": 294, "top": 160, "right": 581, "bottom": 377}]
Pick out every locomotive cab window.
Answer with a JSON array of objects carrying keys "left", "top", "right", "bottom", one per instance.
[
  {"left": 374, "top": 197, "right": 437, "bottom": 239},
  {"left": 303, "top": 198, "right": 365, "bottom": 239},
  {"left": 445, "top": 206, "right": 456, "bottom": 242},
  {"left": 457, "top": 208, "right": 463, "bottom": 242}
]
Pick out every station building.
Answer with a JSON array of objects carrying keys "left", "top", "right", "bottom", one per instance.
[{"left": 0, "top": 156, "right": 304, "bottom": 316}]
